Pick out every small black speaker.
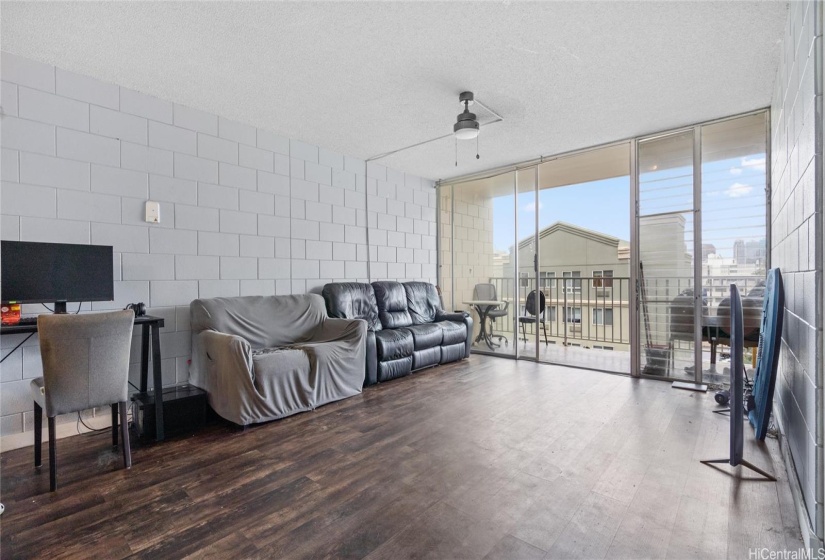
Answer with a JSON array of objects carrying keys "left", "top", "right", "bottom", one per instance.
[{"left": 126, "top": 302, "right": 146, "bottom": 316}]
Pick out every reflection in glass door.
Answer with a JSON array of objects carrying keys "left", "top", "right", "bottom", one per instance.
[
  {"left": 699, "top": 113, "right": 768, "bottom": 384},
  {"left": 635, "top": 112, "right": 769, "bottom": 384},
  {"left": 637, "top": 130, "right": 700, "bottom": 381},
  {"left": 441, "top": 173, "right": 517, "bottom": 357}
]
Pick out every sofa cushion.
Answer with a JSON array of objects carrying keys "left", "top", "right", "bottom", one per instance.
[
  {"left": 440, "top": 321, "right": 467, "bottom": 346},
  {"left": 372, "top": 281, "right": 413, "bottom": 329},
  {"left": 250, "top": 347, "right": 314, "bottom": 412},
  {"left": 375, "top": 329, "right": 414, "bottom": 361},
  {"left": 378, "top": 356, "right": 413, "bottom": 382},
  {"left": 440, "top": 342, "right": 466, "bottom": 364},
  {"left": 412, "top": 347, "right": 441, "bottom": 370},
  {"left": 251, "top": 347, "right": 311, "bottom": 379},
  {"left": 406, "top": 323, "right": 443, "bottom": 350},
  {"left": 322, "top": 282, "right": 382, "bottom": 332},
  {"left": 404, "top": 282, "right": 443, "bottom": 325}
]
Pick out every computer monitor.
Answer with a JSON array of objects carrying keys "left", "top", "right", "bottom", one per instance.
[{"left": 1, "top": 241, "right": 114, "bottom": 313}]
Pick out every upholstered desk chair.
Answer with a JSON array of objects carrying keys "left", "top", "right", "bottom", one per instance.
[{"left": 31, "top": 310, "right": 135, "bottom": 491}]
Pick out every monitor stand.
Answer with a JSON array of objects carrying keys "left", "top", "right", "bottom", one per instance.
[{"left": 53, "top": 301, "right": 68, "bottom": 314}]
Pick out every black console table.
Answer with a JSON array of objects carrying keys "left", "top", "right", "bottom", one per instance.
[{"left": 1, "top": 314, "right": 168, "bottom": 441}]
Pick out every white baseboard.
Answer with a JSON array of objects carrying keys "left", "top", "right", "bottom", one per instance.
[{"left": 0, "top": 413, "right": 112, "bottom": 453}]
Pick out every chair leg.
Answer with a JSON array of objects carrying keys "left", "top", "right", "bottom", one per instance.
[
  {"left": 48, "top": 416, "right": 56, "bottom": 492},
  {"left": 542, "top": 322, "right": 548, "bottom": 346},
  {"left": 119, "top": 402, "right": 132, "bottom": 469},
  {"left": 33, "top": 401, "right": 42, "bottom": 468},
  {"left": 520, "top": 323, "right": 526, "bottom": 346},
  {"left": 111, "top": 403, "right": 119, "bottom": 448}
]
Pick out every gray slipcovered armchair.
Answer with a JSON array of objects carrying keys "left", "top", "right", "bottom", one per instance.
[{"left": 189, "top": 294, "right": 366, "bottom": 426}]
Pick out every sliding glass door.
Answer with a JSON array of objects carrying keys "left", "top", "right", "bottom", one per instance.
[
  {"left": 637, "top": 130, "right": 700, "bottom": 380},
  {"left": 440, "top": 173, "right": 517, "bottom": 357},
  {"left": 636, "top": 111, "right": 768, "bottom": 383},
  {"left": 532, "top": 143, "right": 631, "bottom": 372},
  {"left": 515, "top": 167, "right": 539, "bottom": 359},
  {"left": 439, "top": 110, "right": 768, "bottom": 383}
]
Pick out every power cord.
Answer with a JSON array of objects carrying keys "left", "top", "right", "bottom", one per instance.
[
  {"left": 1, "top": 303, "right": 82, "bottom": 364},
  {"left": 76, "top": 407, "right": 135, "bottom": 436},
  {"left": 0, "top": 333, "right": 35, "bottom": 364},
  {"left": 76, "top": 411, "right": 108, "bottom": 434}
]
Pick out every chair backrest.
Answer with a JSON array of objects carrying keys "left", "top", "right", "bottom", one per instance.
[
  {"left": 322, "top": 282, "right": 382, "bottom": 332},
  {"left": 190, "top": 294, "right": 328, "bottom": 348},
  {"left": 525, "top": 290, "right": 545, "bottom": 317},
  {"left": 37, "top": 310, "right": 135, "bottom": 416},
  {"left": 403, "top": 282, "right": 443, "bottom": 325},
  {"left": 371, "top": 281, "right": 413, "bottom": 329},
  {"left": 473, "top": 283, "right": 497, "bottom": 301},
  {"left": 669, "top": 289, "right": 708, "bottom": 336}
]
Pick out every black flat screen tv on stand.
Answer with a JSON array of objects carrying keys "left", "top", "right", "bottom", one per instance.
[
  {"left": 700, "top": 283, "right": 775, "bottom": 481},
  {"left": 1, "top": 241, "right": 114, "bottom": 313}
]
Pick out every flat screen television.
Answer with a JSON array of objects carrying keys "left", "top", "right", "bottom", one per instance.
[
  {"left": 1, "top": 241, "right": 114, "bottom": 313},
  {"left": 729, "top": 283, "right": 744, "bottom": 467}
]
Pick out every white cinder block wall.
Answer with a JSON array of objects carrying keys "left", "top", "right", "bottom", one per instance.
[
  {"left": 769, "top": 0, "right": 823, "bottom": 544},
  {"left": 0, "top": 52, "right": 437, "bottom": 438}
]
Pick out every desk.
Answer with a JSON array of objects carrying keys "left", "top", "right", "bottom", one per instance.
[
  {"left": 463, "top": 300, "right": 503, "bottom": 350},
  {"left": 1, "top": 314, "right": 167, "bottom": 441}
]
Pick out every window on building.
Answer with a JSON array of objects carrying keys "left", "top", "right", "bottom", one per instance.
[
  {"left": 593, "top": 270, "right": 614, "bottom": 288},
  {"left": 564, "top": 306, "right": 582, "bottom": 323},
  {"left": 563, "top": 271, "right": 582, "bottom": 293},
  {"left": 540, "top": 271, "right": 556, "bottom": 290},
  {"left": 592, "top": 308, "right": 614, "bottom": 326},
  {"left": 547, "top": 305, "right": 557, "bottom": 321},
  {"left": 593, "top": 345, "right": 614, "bottom": 351}
]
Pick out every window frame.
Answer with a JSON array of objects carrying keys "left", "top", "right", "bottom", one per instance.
[
  {"left": 593, "top": 270, "right": 614, "bottom": 288},
  {"left": 564, "top": 306, "right": 582, "bottom": 323},
  {"left": 563, "top": 270, "right": 582, "bottom": 293},
  {"left": 592, "top": 307, "right": 614, "bottom": 326}
]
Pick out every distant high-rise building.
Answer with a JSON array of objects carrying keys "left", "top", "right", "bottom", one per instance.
[
  {"left": 733, "top": 238, "right": 766, "bottom": 264},
  {"left": 702, "top": 244, "right": 717, "bottom": 262}
]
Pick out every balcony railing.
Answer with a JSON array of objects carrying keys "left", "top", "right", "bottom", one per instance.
[
  {"left": 486, "top": 275, "right": 631, "bottom": 348},
  {"left": 481, "top": 274, "right": 764, "bottom": 349}
]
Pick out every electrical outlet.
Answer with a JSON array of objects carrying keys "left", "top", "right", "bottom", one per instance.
[{"left": 145, "top": 200, "right": 160, "bottom": 223}]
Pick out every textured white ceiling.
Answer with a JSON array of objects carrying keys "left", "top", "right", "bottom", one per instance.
[{"left": 1, "top": 1, "right": 786, "bottom": 182}]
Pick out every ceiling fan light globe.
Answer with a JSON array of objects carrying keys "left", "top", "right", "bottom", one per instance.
[{"left": 454, "top": 120, "right": 480, "bottom": 140}]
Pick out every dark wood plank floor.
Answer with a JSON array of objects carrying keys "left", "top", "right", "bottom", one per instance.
[{"left": 0, "top": 356, "right": 803, "bottom": 559}]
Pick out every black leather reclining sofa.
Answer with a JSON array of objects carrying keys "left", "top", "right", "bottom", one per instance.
[{"left": 321, "top": 281, "right": 473, "bottom": 386}]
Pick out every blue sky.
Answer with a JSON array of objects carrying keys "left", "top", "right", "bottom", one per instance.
[{"left": 491, "top": 154, "right": 766, "bottom": 258}]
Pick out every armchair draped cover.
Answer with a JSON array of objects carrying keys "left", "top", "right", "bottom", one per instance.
[{"left": 190, "top": 294, "right": 366, "bottom": 426}]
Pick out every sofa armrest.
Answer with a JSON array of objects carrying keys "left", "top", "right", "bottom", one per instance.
[
  {"left": 437, "top": 311, "right": 469, "bottom": 322},
  {"left": 434, "top": 311, "right": 473, "bottom": 359},
  {"left": 313, "top": 318, "right": 375, "bottom": 388},
  {"left": 190, "top": 330, "right": 259, "bottom": 424},
  {"left": 313, "top": 318, "right": 367, "bottom": 343}
]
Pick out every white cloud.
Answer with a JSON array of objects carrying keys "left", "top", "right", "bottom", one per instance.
[
  {"left": 729, "top": 167, "right": 743, "bottom": 176},
  {"left": 726, "top": 182, "right": 753, "bottom": 198},
  {"left": 741, "top": 156, "right": 766, "bottom": 172},
  {"left": 523, "top": 201, "right": 544, "bottom": 212}
]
